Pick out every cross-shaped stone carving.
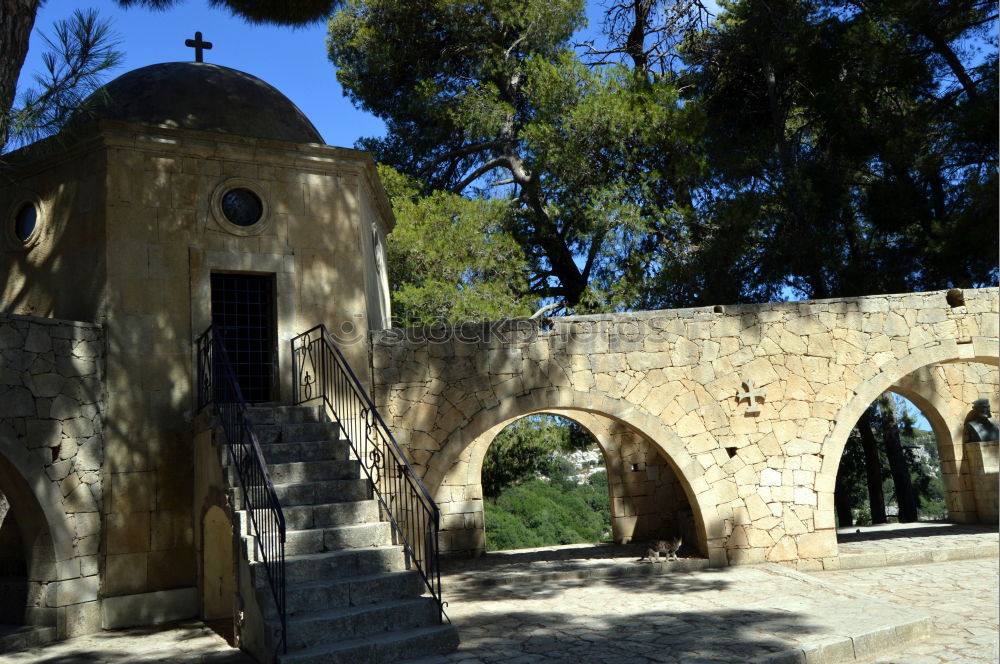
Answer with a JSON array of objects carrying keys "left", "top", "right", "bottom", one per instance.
[
  {"left": 185, "top": 31, "right": 213, "bottom": 63},
  {"left": 737, "top": 379, "right": 767, "bottom": 415}
]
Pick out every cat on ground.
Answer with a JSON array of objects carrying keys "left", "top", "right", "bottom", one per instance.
[{"left": 638, "top": 535, "right": 682, "bottom": 562}]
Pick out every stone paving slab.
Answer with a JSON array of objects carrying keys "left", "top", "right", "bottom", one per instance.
[
  {"left": 2, "top": 526, "right": 995, "bottom": 664},
  {"left": 816, "top": 558, "right": 999, "bottom": 664},
  {"left": 423, "top": 563, "right": 933, "bottom": 664},
  {"left": 441, "top": 542, "right": 710, "bottom": 587},
  {"left": 0, "top": 621, "right": 254, "bottom": 664},
  {"left": 833, "top": 522, "right": 999, "bottom": 570}
]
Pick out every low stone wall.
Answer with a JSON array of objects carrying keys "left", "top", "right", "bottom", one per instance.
[
  {"left": 370, "top": 287, "right": 999, "bottom": 567},
  {"left": 0, "top": 313, "right": 105, "bottom": 637}
]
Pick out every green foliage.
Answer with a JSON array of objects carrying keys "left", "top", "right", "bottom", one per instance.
[
  {"left": 836, "top": 394, "right": 947, "bottom": 523},
  {"left": 481, "top": 416, "right": 612, "bottom": 550},
  {"left": 675, "top": 0, "right": 998, "bottom": 301},
  {"left": 379, "top": 164, "right": 534, "bottom": 324},
  {"left": 332, "top": 0, "right": 995, "bottom": 317},
  {"left": 484, "top": 477, "right": 611, "bottom": 550},
  {"left": 3, "top": 10, "right": 123, "bottom": 152},
  {"left": 329, "top": 0, "right": 707, "bottom": 310},
  {"left": 481, "top": 415, "right": 592, "bottom": 499}
]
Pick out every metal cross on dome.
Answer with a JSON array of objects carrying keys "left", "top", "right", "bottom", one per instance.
[
  {"left": 737, "top": 379, "right": 767, "bottom": 415},
  {"left": 185, "top": 31, "right": 213, "bottom": 63}
]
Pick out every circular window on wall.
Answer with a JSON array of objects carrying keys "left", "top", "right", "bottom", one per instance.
[
  {"left": 210, "top": 178, "right": 270, "bottom": 236},
  {"left": 5, "top": 197, "right": 44, "bottom": 251},
  {"left": 221, "top": 188, "right": 263, "bottom": 226},
  {"left": 15, "top": 203, "right": 37, "bottom": 241}
]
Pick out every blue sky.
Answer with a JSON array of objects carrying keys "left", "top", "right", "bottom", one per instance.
[
  {"left": 18, "top": 1, "right": 612, "bottom": 149},
  {"left": 19, "top": 1, "right": 386, "bottom": 148},
  {"left": 18, "top": 1, "right": 620, "bottom": 148}
]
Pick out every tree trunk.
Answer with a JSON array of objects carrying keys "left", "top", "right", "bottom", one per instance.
[
  {"left": 858, "top": 410, "right": 887, "bottom": 524},
  {"left": 834, "top": 472, "right": 854, "bottom": 528},
  {"left": 0, "top": 0, "right": 40, "bottom": 150},
  {"left": 878, "top": 393, "right": 919, "bottom": 522}
]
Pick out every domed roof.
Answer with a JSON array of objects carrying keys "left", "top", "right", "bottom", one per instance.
[{"left": 76, "top": 62, "right": 323, "bottom": 144}]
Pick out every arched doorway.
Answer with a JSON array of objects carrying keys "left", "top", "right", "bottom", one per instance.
[
  {"left": 834, "top": 393, "right": 951, "bottom": 527},
  {"left": 0, "top": 453, "right": 58, "bottom": 637},
  {"left": 821, "top": 348, "right": 999, "bottom": 555},
  {"left": 0, "top": 490, "right": 28, "bottom": 625},
  {"left": 428, "top": 391, "right": 711, "bottom": 559},
  {"left": 480, "top": 414, "right": 613, "bottom": 552}
]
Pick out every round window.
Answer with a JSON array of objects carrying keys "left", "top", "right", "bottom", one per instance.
[
  {"left": 221, "top": 188, "right": 263, "bottom": 227},
  {"left": 14, "top": 202, "right": 37, "bottom": 241}
]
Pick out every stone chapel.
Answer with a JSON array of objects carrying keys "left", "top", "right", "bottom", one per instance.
[{"left": 0, "top": 61, "right": 459, "bottom": 662}]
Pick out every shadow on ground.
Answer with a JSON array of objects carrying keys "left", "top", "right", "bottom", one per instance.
[
  {"left": 444, "top": 563, "right": 730, "bottom": 603},
  {"left": 420, "top": 606, "right": 823, "bottom": 664},
  {"left": 0, "top": 622, "right": 253, "bottom": 664},
  {"left": 835, "top": 522, "right": 997, "bottom": 544}
]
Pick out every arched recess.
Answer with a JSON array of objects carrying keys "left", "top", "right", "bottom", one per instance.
[
  {"left": 0, "top": 452, "right": 61, "bottom": 628},
  {"left": 424, "top": 386, "right": 720, "bottom": 559},
  {"left": 818, "top": 340, "right": 1000, "bottom": 526},
  {"left": 201, "top": 505, "right": 235, "bottom": 622}
]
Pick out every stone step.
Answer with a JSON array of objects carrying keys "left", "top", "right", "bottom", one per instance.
[
  {"left": 277, "top": 624, "right": 459, "bottom": 664},
  {"left": 284, "top": 521, "right": 393, "bottom": 556},
  {"left": 254, "top": 422, "right": 342, "bottom": 445},
  {"left": 227, "top": 460, "right": 361, "bottom": 492},
  {"left": 275, "top": 597, "right": 441, "bottom": 651},
  {"left": 266, "top": 460, "right": 361, "bottom": 484},
  {"left": 262, "top": 570, "right": 426, "bottom": 617},
  {"left": 0, "top": 625, "right": 59, "bottom": 653},
  {"left": 246, "top": 405, "right": 323, "bottom": 425},
  {"left": 231, "top": 479, "right": 372, "bottom": 509},
  {"left": 255, "top": 439, "right": 351, "bottom": 464},
  {"left": 282, "top": 500, "right": 380, "bottom": 530},
  {"left": 257, "top": 547, "right": 406, "bottom": 586}
]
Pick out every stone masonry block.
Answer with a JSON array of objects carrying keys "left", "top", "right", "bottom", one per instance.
[
  {"left": 107, "top": 511, "right": 150, "bottom": 554},
  {"left": 46, "top": 575, "right": 99, "bottom": 607},
  {"left": 112, "top": 471, "right": 155, "bottom": 513},
  {"left": 105, "top": 553, "right": 148, "bottom": 596}
]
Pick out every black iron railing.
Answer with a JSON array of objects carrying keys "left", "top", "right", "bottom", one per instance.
[
  {"left": 197, "top": 326, "right": 287, "bottom": 654},
  {"left": 291, "top": 325, "right": 447, "bottom": 623}
]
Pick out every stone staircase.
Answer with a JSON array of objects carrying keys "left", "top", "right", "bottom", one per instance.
[{"left": 227, "top": 404, "right": 458, "bottom": 664}]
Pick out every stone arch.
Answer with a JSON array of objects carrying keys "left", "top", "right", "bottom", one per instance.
[
  {"left": 0, "top": 450, "right": 62, "bottom": 629},
  {"left": 817, "top": 340, "right": 1000, "bottom": 522},
  {"left": 424, "top": 386, "right": 720, "bottom": 558}
]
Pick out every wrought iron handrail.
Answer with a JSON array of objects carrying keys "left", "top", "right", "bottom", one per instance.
[
  {"left": 291, "top": 325, "right": 447, "bottom": 623},
  {"left": 196, "top": 326, "right": 287, "bottom": 654}
]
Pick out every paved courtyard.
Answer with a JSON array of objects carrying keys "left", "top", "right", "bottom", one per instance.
[
  {"left": 1, "top": 524, "right": 996, "bottom": 664},
  {"left": 818, "top": 559, "right": 999, "bottom": 664}
]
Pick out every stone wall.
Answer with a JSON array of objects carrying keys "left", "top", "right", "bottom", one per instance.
[
  {"left": 369, "top": 288, "right": 999, "bottom": 567},
  {"left": 964, "top": 442, "right": 999, "bottom": 524},
  {"left": 0, "top": 313, "right": 105, "bottom": 637}
]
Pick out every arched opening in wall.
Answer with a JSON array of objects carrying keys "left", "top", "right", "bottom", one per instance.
[
  {"left": 477, "top": 411, "right": 702, "bottom": 559},
  {"left": 0, "top": 491, "right": 28, "bottom": 625},
  {"left": 834, "top": 393, "right": 945, "bottom": 527},
  {"left": 832, "top": 359, "right": 998, "bottom": 539},
  {"left": 481, "top": 414, "right": 612, "bottom": 552},
  {"left": 0, "top": 453, "right": 57, "bottom": 642}
]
